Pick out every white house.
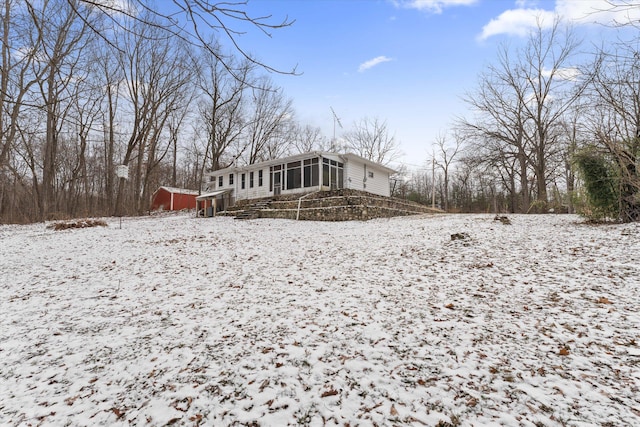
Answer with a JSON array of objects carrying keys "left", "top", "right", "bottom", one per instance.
[{"left": 197, "top": 152, "right": 396, "bottom": 214}]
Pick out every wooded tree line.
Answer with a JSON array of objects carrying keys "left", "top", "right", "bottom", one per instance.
[
  {"left": 0, "top": 0, "right": 331, "bottom": 222},
  {"left": 0, "top": 0, "right": 404, "bottom": 223},
  {"left": 395, "top": 17, "right": 640, "bottom": 222},
  {"left": 1, "top": 2, "right": 639, "bottom": 223}
]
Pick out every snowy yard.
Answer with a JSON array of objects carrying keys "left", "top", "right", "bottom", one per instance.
[{"left": 1, "top": 213, "right": 639, "bottom": 426}]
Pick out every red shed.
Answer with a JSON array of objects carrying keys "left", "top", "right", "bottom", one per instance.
[{"left": 150, "top": 186, "right": 199, "bottom": 211}]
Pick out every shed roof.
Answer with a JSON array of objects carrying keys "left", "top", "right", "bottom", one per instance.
[{"left": 155, "top": 186, "right": 200, "bottom": 196}]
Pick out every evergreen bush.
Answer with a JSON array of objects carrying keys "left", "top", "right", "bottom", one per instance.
[{"left": 574, "top": 149, "right": 619, "bottom": 221}]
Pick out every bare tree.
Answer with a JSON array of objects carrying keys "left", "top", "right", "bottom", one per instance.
[
  {"left": 0, "top": 1, "right": 61, "bottom": 221},
  {"left": 64, "top": 68, "right": 103, "bottom": 217},
  {"left": 291, "top": 124, "right": 328, "bottom": 154},
  {"left": 94, "top": 43, "right": 123, "bottom": 215},
  {"left": 112, "top": 9, "right": 194, "bottom": 215},
  {"left": 22, "top": 0, "right": 95, "bottom": 220},
  {"left": 74, "top": 0, "right": 297, "bottom": 81},
  {"left": 519, "top": 19, "right": 584, "bottom": 205},
  {"left": 0, "top": 1, "right": 47, "bottom": 173},
  {"left": 459, "top": 46, "right": 533, "bottom": 213},
  {"left": 343, "top": 117, "right": 401, "bottom": 166},
  {"left": 244, "top": 76, "right": 294, "bottom": 164},
  {"left": 460, "top": 18, "right": 583, "bottom": 211},
  {"left": 196, "top": 45, "right": 252, "bottom": 173},
  {"left": 433, "top": 132, "right": 462, "bottom": 212},
  {"left": 261, "top": 118, "right": 297, "bottom": 160}
]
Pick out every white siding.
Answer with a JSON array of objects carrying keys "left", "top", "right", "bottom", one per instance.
[
  {"left": 246, "top": 168, "right": 270, "bottom": 200},
  {"left": 345, "top": 161, "right": 365, "bottom": 192},
  {"left": 364, "top": 166, "right": 391, "bottom": 197},
  {"left": 345, "top": 161, "right": 390, "bottom": 197}
]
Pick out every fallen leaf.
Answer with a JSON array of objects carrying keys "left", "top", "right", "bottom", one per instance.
[
  {"left": 321, "top": 388, "right": 339, "bottom": 398},
  {"left": 172, "top": 397, "right": 192, "bottom": 412},
  {"left": 390, "top": 404, "right": 398, "bottom": 416},
  {"left": 597, "top": 296, "right": 613, "bottom": 304},
  {"left": 445, "top": 303, "right": 455, "bottom": 309},
  {"left": 559, "top": 348, "right": 570, "bottom": 356},
  {"left": 111, "top": 408, "right": 125, "bottom": 419}
]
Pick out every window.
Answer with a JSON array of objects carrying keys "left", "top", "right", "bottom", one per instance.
[
  {"left": 241, "top": 173, "right": 246, "bottom": 189},
  {"left": 209, "top": 176, "right": 215, "bottom": 182},
  {"left": 368, "top": 171, "right": 374, "bottom": 178},
  {"left": 249, "top": 171, "right": 254, "bottom": 188},
  {"left": 322, "top": 159, "right": 330, "bottom": 186},
  {"left": 322, "top": 158, "right": 343, "bottom": 189},
  {"left": 270, "top": 165, "right": 281, "bottom": 192},
  {"left": 258, "top": 170, "right": 263, "bottom": 186},
  {"left": 218, "top": 176, "right": 223, "bottom": 187},
  {"left": 286, "top": 161, "right": 302, "bottom": 190},
  {"left": 229, "top": 174, "right": 234, "bottom": 185},
  {"left": 303, "top": 158, "right": 319, "bottom": 187}
]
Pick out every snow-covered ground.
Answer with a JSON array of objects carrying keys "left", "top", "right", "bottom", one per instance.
[{"left": 1, "top": 213, "right": 639, "bottom": 426}]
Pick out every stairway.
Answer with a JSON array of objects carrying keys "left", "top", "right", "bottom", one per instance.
[{"left": 234, "top": 199, "right": 272, "bottom": 220}]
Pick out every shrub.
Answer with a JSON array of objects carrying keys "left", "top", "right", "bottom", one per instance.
[{"left": 574, "top": 149, "right": 619, "bottom": 221}]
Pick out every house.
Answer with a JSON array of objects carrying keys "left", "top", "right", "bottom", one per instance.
[
  {"left": 197, "top": 151, "right": 396, "bottom": 214},
  {"left": 150, "top": 186, "right": 199, "bottom": 211}
]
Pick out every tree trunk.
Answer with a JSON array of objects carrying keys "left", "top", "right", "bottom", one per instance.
[{"left": 42, "top": 70, "right": 59, "bottom": 220}]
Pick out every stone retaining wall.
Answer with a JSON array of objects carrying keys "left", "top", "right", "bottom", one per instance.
[
  {"left": 258, "top": 205, "right": 427, "bottom": 221},
  {"left": 225, "top": 189, "right": 442, "bottom": 221}
]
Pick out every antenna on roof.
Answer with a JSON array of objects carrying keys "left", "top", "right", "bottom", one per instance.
[{"left": 330, "top": 106, "right": 343, "bottom": 151}]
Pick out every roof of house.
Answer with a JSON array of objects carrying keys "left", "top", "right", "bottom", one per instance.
[{"left": 205, "top": 151, "right": 397, "bottom": 176}]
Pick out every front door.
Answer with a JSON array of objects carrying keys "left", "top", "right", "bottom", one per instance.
[{"left": 273, "top": 170, "right": 281, "bottom": 195}]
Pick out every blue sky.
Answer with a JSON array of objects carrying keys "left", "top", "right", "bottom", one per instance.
[{"left": 214, "top": 0, "right": 639, "bottom": 170}]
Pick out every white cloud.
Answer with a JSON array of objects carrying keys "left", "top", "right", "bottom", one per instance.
[
  {"left": 478, "top": 8, "right": 555, "bottom": 40},
  {"left": 395, "top": 0, "right": 478, "bottom": 14},
  {"left": 515, "top": 0, "right": 538, "bottom": 7},
  {"left": 358, "top": 56, "right": 393, "bottom": 73},
  {"left": 479, "top": 0, "right": 640, "bottom": 40},
  {"left": 555, "top": 0, "right": 640, "bottom": 26},
  {"left": 542, "top": 66, "right": 581, "bottom": 81}
]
